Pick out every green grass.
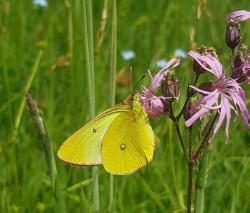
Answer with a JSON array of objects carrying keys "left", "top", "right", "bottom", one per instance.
[{"left": 0, "top": 0, "right": 250, "bottom": 212}]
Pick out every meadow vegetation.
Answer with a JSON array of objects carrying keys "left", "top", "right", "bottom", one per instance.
[{"left": 0, "top": 0, "right": 250, "bottom": 212}]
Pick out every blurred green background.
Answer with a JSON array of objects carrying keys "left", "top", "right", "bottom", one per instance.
[{"left": 0, "top": 0, "right": 250, "bottom": 212}]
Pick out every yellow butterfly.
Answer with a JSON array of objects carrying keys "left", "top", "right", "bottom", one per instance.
[{"left": 57, "top": 94, "right": 155, "bottom": 175}]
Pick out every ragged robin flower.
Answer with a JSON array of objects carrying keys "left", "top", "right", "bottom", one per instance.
[
  {"left": 185, "top": 50, "right": 250, "bottom": 143},
  {"left": 140, "top": 58, "right": 180, "bottom": 118}
]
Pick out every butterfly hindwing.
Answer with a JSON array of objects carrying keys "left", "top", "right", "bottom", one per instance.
[
  {"left": 101, "top": 111, "right": 155, "bottom": 175},
  {"left": 57, "top": 106, "right": 129, "bottom": 166}
]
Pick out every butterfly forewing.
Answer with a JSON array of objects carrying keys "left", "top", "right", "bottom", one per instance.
[
  {"left": 57, "top": 106, "right": 129, "bottom": 166},
  {"left": 101, "top": 111, "right": 155, "bottom": 175}
]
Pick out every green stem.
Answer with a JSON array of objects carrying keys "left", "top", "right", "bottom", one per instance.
[
  {"left": 86, "top": 0, "right": 95, "bottom": 102},
  {"left": 92, "top": 166, "right": 99, "bottom": 213},
  {"left": 173, "top": 120, "right": 186, "bottom": 160},
  {"left": 176, "top": 75, "right": 199, "bottom": 121},
  {"left": 83, "top": 0, "right": 95, "bottom": 117},
  {"left": 169, "top": 121, "right": 185, "bottom": 209},
  {"left": 108, "top": 0, "right": 117, "bottom": 211},
  {"left": 13, "top": 50, "right": 43, "bottom": 140},
  {"left": 108, "top": 175, "right": 114, "bottom": 212},
  {"left": 192, "top": 113, "right": 218, "bottom": 161},
  {"left": 193, "top": 113, "right": 218, "bottom": 213},
  {"left": 82, "top": 0, "right": 99, "bottom": 211},
  {"left": 194, "top": 146, "right": 208, "bottom": 213},
  {"left": 168, "top": 104, "right": 186, "bottom": 160},
  {"left": 3, "top": 52, "right": 14, "bottom": 133},
  {"left": 187, "top": 127, "right": 193, "bottom": 213},
  {"left": 25, "top": 93, "right": 66, "bottom": 213},
  {"left": 25, "top": 93, "right": 57, "bottom": 187},
  {"left": 109, "top": 0, "right": 117, "bottom": 105}
]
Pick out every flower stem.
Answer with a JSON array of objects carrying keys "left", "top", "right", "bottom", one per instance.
[
  {"left": 82, "top": 0, "right": 99, "bottom": 211},
  {"left": 192, "top": 113, "right": 218, "bottom": 213},
  {"left": 108, "top": 1, "right": 117, "bottom": 211},
  {"left": 194, "top": 146, "right": 209, "bottom": 213},
  {"left": 173, "top": 121, "right": 187, "bottom": 160},
  {"left": 177, "top": 75, "right": 199, "bottom": 121},
  {"left": 169, "top": 104, "right": 186, "bottom": 159},
  {"left": 187, "top": 127, "right": 193, "bottom": 213},
  {"left": 192, "top": 113, "right": 218, "bottom": 161},
  {"left": 169, "top": 121, "right": 185, "bottom": 209}
]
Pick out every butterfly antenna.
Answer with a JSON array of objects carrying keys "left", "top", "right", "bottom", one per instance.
[
  {"left": 129, "top": 66, "right": 133, "bottom": 94},
  {"left": 132, "top": 74, "right": 146, "bottom": 94}
]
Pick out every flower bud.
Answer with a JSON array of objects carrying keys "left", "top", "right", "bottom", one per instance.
[
  {"left": 225, "top": 21, "right": 241, "bottom": 50},
  {"left": 231, "top": 46, "right": 250, "bottom": 83},
  {"left": 192, "top": 60, "right": 206, "bottom": 75},
  {"left": 191, "top": 46, "right": 217, "bottom": 76},
  {"left": 161, "top": 74, "right": 179, "bottom": 102},
  {"left": 233, "top": 53, "right": 244, "bottom": 69},
  {"left": 199, "top": 82, "right": 214, "bottom": 92},
  {"left": 184, "top": 99, "right": 203, "bottom": 122},
  {"left": 231, "top": 53, "right": 245, "bottom": 82},
  {"left": 184, "top": 101, "right": 194, "bottom": 121}
]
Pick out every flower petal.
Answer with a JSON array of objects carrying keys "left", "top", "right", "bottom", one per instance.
[
  {"left": 185, "top": 91, "right": 219, "bottom": 127},
  {"left": 225, "top": 100, "right": 231, "bottom": 144},
  {"left": 188, "top": 51, "right": 223, "bottom": 79},
  {"left": 150, "top": 58, "right": 180, "bottom": 90},
  {"left": 189, "top": 85, "right": 212, "bottom": 95},
  {"left": 231, "top": 90, "right": 250, "bottom": 128},
  {"left": 226, "top": 10, "right": 250, "bottom": 22}
]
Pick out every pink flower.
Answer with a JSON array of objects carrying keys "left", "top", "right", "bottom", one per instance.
[
  {"left": 185, "top": 52, "right": 250, "bottom": 143},
  {"left": 232, "top": 49, "right": 250, "bottom": 84},
  {"left": 140, "top": 58, "right": 180, "bottom": 118},
  {"left": 226, "top": 10, "right": 250, "bottom": 23},
  {"left": 188, "top": 51, "right": 223, "bottom": 79},
  {"left": 140, "top": 88, "right": 165, "bottom": 118},
  {"left": 150, "top": 58, "right": 180, "bottom": 90}
]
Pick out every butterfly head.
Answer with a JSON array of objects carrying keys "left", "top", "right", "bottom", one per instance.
[{"left": 130, "top": 93, "right": 148, "bottom": 120}]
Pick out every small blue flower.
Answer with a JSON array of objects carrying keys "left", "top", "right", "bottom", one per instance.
[
  {"left": 156, "top": 59, "right": 167, "bottom": 68},
  {"left": 174, "top": 48, "right": 187, "bottom": 59},
  {"left": 33, "top": 0, "right": 48, "bottom": 7},
  {"left": 121, "top": 50, "right": 135, "bottom": 61}
]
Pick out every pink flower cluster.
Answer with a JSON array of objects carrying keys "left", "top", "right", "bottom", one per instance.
[
  {"left": 140, "top": 51, "right": 250, "bottom": 143},
  {"left": 185, "top": 51, "right": 250, "bottom": 143},
  {"left": 139, "top": 10, "right": 250, "bottom": 144},
  {"left": 140, "top": 58, "right": 180, "bottom": 118}
]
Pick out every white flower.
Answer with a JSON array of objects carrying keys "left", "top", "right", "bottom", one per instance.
[
  {"left": 33, "top": 0, "right": 48, "bottom": 7},
  {"left": 156, "top": 59, "right": 167, "bottom": 68},
  {"left": 174, "top": 48, "right": 187, "bottom": 59},
  {"left": 121, "top": 50, "right": 135, "bottom": 61}
]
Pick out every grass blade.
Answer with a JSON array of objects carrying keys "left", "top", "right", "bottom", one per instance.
[
  {"left": 25, "top": 93, "right": 67, "bottom": 213},
  {"left": 108, "top": 0, "right": 117, "bottom": 211},
  {"left": 13, "top": 50, "right": 43, "bottom": 139},
  {"left": 25, "top": 93, "right": 57, "bottom": 189},
  {"left": 82, "top": 0, "right": 99, "bottom": 211}
]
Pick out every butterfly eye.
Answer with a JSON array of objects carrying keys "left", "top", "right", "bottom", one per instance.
[
  {"left": 120, "top": 144, "right": 126, "bottom": 150},
  {"left": 92, "top": 128, "right": 97, "bottom": 133}
]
